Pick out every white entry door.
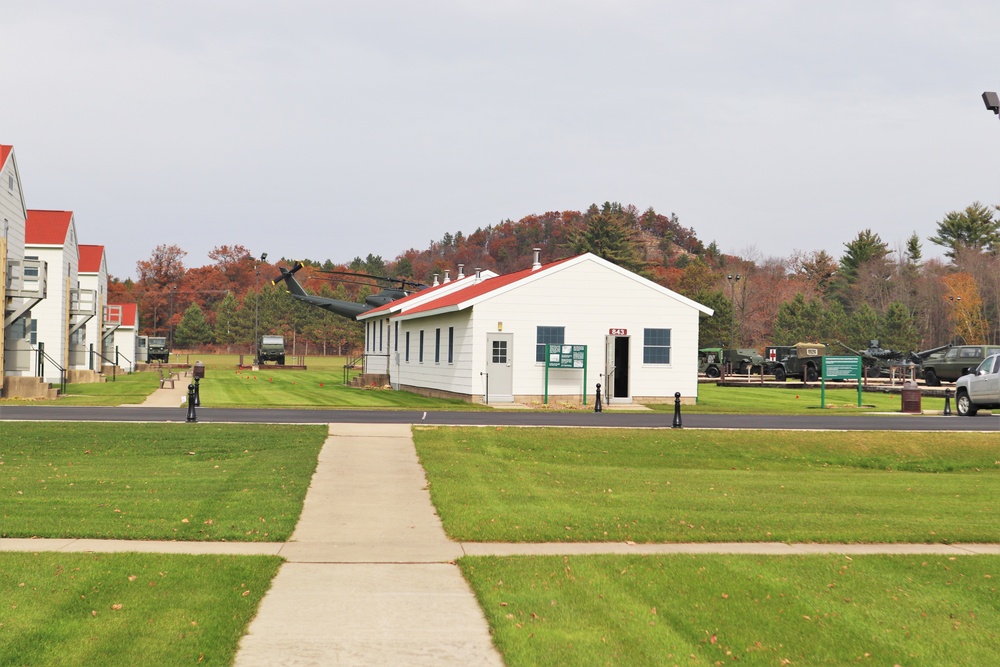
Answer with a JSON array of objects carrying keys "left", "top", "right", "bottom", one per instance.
[{"left": 486, "top": 333, "right": 513, "bottom": 402}]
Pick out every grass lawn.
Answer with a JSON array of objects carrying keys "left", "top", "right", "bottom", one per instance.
[
  {"left": 670, "top": 382, "right": 953, "bottom": 414},
  {"left": 0, "top": 422, "right": 327, "bottom": 541},
  {"left": 414, "top": 426, "right": 1000, "bottom": 543},
  {"left": 198, "top": 367, "right": 479, "bottom": 409},
  {"left": 459, "top": 553, "right": 1000, "bottom": 667},
  {"left": 0, "top": 551, "right": 280, "bottom": 666}
]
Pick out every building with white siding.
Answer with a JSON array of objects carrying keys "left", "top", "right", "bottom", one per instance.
[
  {"left": 25, "top": 210, "right": 96, "bottom": 383},
  {"left": 1, "top": 145, "right": 48, "bottom": 386},
  {"left": 357, "top": 252, "right": 713, "bottom": 405},
  {"left": 78, "top": 244, "right": 108, "bottom": 370},
  {"left": 105, "top": 302, "right": 139, "bottom": 372}
]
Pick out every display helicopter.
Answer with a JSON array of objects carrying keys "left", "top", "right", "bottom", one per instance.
[{"left": 272, "top": 261, "right": 431, "bottom": 320}]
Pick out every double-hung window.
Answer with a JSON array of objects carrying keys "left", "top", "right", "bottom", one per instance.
[
  {"left": 643, "top": 328, "right": 671, "bottom": 364},
  {"left": 536, "top": 326, "right": 565, "bottom": 362}
]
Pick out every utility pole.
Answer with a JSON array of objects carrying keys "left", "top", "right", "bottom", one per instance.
[
  {"left": 727, "top": 274, "right": 741, "bottom": 348},
  {"left": 254, "top": 252, "right": 267, "bottom": 364}
]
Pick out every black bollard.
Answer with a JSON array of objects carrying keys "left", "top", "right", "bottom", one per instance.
[
  {"left": 194, "top": 377, "right": 201, "bottom": 407},
  {"left": 186, "top": 384, "right": 197, "bottom": 422},
  {"left": 943, "top": 388, "right": 952, "bottom": 416},
  {"left": 595, "top": 383, "right": 602, "bottom": 412},
  {"left": 672, "top": 391, "right": 682, "bottom": 428}
]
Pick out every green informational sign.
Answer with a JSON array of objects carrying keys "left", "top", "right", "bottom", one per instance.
[
  {"left": 821, "top": 355, "right": 863, "bottom": 407},
  {"left": 823, "top": 356, "right": 862, "bottom": 380},
  {"left": 544, "top": 344, "right": 587, "bottom": 405},
  {"left": 547, "top": 345, "right": 587, "bottom": 369}
]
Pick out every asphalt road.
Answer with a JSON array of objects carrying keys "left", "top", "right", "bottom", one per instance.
[{"left": 0, "top": 405, "right": 997, "bottom": 431}]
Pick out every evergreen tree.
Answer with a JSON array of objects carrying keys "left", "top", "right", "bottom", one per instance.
[
  {"left": 214, "top": 292, "right": 241, "bottom": 348},
  {"left": 772, "top": 294, "right": 827, "bottom": 343},
  {"left": 929, "top": 201, "right": 1000, "bottom": 259},
  {"left": 880, "top": 302, "right": 920, "bottom": 352},
  {"left": 693, "top": 290, "right": 732, "bottom": 348},
  {"left": 570, "top": 202, "right": 646, "bottom": 274},
  {"left": 173, "top": 302, "right": 212, "bottom": 347}
]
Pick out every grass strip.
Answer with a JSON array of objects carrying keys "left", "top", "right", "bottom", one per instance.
[
  {"left": 0, "top": 551, "right": 280, "bottom": 666},
  {"left": 414, "top": 427, "right": 1000, "bottom": 543},
  {"left": 671, "top": 383, "right": 953, "bottom": 414},
  {"left": 0, "top": 422, "right": 327, "bottom": 541},
  {"left": 459, "top": 553, "right": 1000, "bottom": 667}
]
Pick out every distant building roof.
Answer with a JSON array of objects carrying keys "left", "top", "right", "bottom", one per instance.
[
  {"left": 26, "top": 210, "right": 73, "bottom": 245},
  {"left": 79, "top": 244, "right": 105, "bottom": 273},
  {"left": 109, "top": 302, "right": 137, "bottom": 327}
]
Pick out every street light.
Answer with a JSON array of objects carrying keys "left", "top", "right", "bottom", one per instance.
[
  {"left": 948, "top": 295, "right": 962, "bottom": 345},
  {"left": 726, "top": 274, "right": 741, "bottom": 348},
  {"left": 983, "top": 91, "right": 1000, "bottom": 116}
]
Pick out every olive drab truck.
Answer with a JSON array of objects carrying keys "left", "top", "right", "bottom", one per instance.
[
  {"left": 763, "top": 342, "right": 826, "bottom": 382},
  {"left": 257, "top": 335, "right": 286, "bottom": 365}
]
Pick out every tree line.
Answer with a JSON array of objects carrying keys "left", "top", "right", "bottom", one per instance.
[{"left": 109, "top": 200, "right": 1000, "bottom": 356}]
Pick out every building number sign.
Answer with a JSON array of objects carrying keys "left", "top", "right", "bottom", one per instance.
[{"left": 609, "top": 328, "right": 627, "bottom": 336}]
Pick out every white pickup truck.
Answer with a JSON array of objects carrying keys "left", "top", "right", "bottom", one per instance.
[{"left": 955, "top": 353, "right": 1000, "bottom": 416}]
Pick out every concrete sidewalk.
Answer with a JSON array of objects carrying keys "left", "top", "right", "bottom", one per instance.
[{"left": 234, "top": 423, "right": 503, "bottom": 667}]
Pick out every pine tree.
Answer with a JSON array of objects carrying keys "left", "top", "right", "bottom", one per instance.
[{"left": 173, "top": 303, "right": 212, "bottom": 348}]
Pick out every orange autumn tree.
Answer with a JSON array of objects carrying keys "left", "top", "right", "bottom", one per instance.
[{"left": 941, "top": 272, "right": 990, "bottom": 344}]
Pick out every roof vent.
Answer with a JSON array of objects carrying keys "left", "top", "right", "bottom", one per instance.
[
  {"left": 432, "top": 273, "right": 440, "bottom": 287},
  {"left": 457, "top": 264, "right": 465, "bottom": 279},
  {"left": 443, "top": 269, "right": 450, "bottom": 283},
  {"left": 475, "top": 267, "right": 482, "bottom": 281},
  {"left": 532, "top": 248, "right": 542, "bottom": 270}
]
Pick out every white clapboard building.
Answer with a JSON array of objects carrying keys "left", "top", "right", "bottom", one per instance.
[{"left": 357, "top": 251, "right": 713, "bottom": 405}]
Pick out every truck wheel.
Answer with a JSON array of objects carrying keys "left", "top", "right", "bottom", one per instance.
[
  {"left": 705, "top": 365, "right": 720, "bottom": 378},
  {"left": 773, "top": 367, "right": 786, "bottom": 382},
  {"left": 924, "top": 369, "right": 940, "bottom": 386},
  {"left": 278, "top": 356, "right": 285, "bottom": 366},
  {"left": 956, "top": 390, "right": 978, "bottom": 417},
  {"left": 805, "top": 366, "right": 819, "bottom": 382}
]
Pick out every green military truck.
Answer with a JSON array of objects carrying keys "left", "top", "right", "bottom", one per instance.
[
  {"left": 147, "top": 336, "right": 170, "bottom": 363},
  {"left": 763, "top": 342, "right": 826, "bottom": 382},
  {"left": 698, "top": 348, "right": 765, "bottom": 378},
  {"left": 921, "top": 344, "right": 1000, "bottom": 385},
  {"left": 257, "top": 335, "right": 286, "bottom": 365}
]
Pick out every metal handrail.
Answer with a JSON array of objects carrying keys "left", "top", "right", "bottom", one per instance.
[
  {"left": 91, "top": 349, "right": 120, "bottom": 381},
  {"left": 33, "top": 343, "right": 67, "bottom": 395}
]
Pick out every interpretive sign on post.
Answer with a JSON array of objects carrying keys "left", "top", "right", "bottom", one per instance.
[
  {"left": 544, "top": 344, "right": 587, "bottom": 404},
  {"left": 821, "top": 355, "right": 863, "bottom": 407}
]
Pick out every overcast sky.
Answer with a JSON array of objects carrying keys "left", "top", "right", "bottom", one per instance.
[{"left": 4, "top": 1, "right": 1000, "bottom": 279}]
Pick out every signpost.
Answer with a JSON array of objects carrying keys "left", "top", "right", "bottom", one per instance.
[
  {"left": 544, "top": 344, "right": 587, "bottom": 405},
  {"left": 821, "top": 355, "right": 863, "bottom": 408}
]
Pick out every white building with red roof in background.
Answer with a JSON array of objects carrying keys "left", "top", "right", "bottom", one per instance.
[
  {"left": 78, "top": 244, "right": 109, "bottom": 371},
  {"left": 357, "top": 250, "right": 713, "bottom": 406},
  {"left": 105, "top": 302, "right": 139, "bottom": 372}
]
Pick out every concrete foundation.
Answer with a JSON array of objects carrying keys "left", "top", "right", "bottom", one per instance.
[{"left": 2, "top": 376, "right": 58, "bottom": 399}]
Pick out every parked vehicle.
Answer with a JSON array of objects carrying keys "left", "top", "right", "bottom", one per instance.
[
  {"left": 921, "top": 344, "right": 1000, "bottom": 385},
  {"left": 698, "top": 348, "right": 764, "bottom": 378},
  {"left": 763, "top": 342, "right": 826, "bottom": 382},
  {"left": 257, "top": 335, "right": 286, "bottom": 365},
  {"left": 146, "top": 336, "right": 170, "bottom": 363},
  {"left": 955, "top": 353, "right": 1000, "bottom": 416}
]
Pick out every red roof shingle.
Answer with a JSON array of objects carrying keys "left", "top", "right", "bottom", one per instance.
[
  {"left": 79, "top": 245, "right": 105, "bottom": 273},
  {"left": 26, "top": 210, "right": 74, "bottom": 245}
]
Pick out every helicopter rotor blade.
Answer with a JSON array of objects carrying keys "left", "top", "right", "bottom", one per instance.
[
  {"left": 315, "top": 268, "right": 428, "bottom": 290},
  {"left": 271, "top": 261, "right": 304, "bottom": 285}
]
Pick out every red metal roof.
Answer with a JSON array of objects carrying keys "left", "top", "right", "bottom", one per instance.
[
  {"left": 108, "top": 302, "right": 137, "bottom": 327},
  {"left": 0, "top": 145, "right": 11, "bottom": 169},
  {"left": 26, "top": 210, "right": 73, "bottom": 245},
  {"left": 79, "top": 244, "right": 105, "bottom": 273},
  {"left": 396, "top": 256, "right": 578, "bottom": 318}
]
